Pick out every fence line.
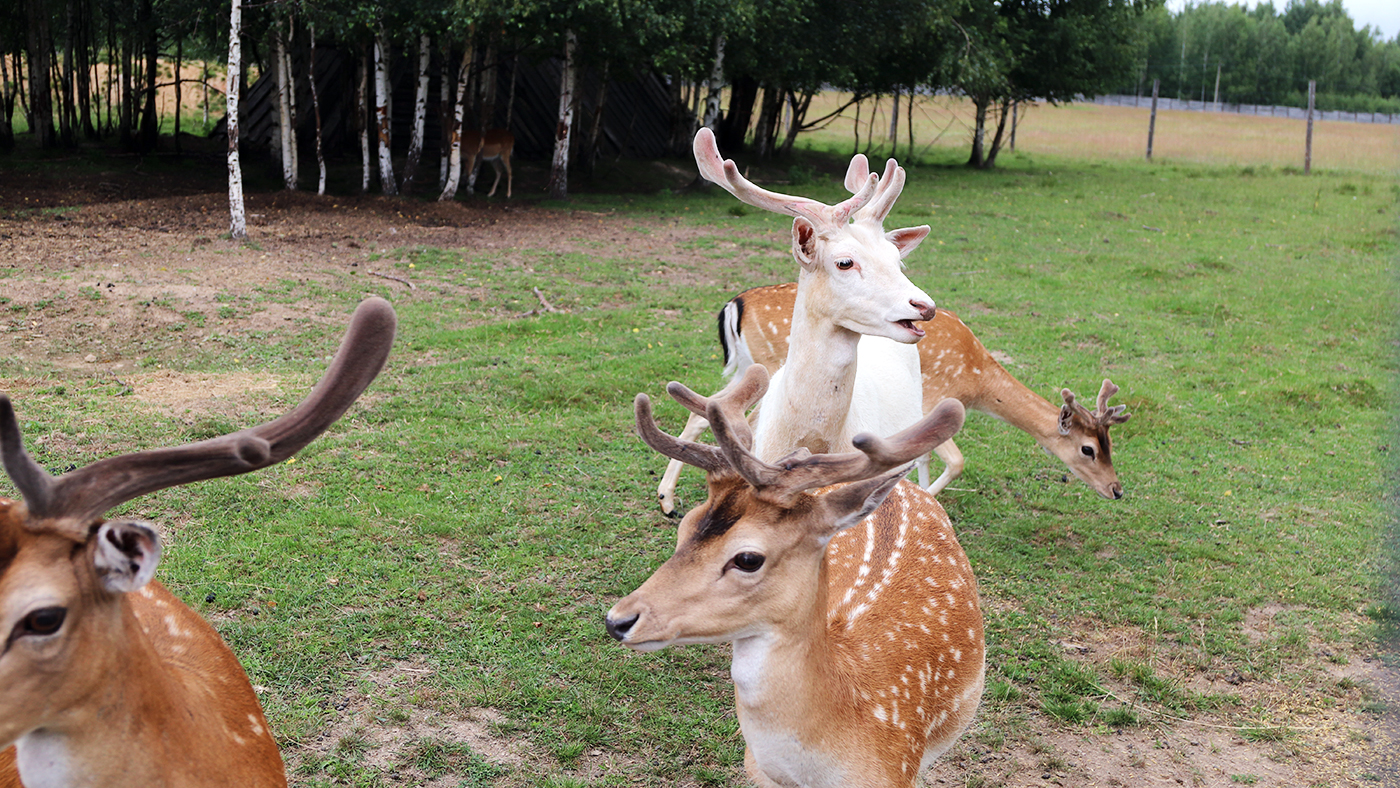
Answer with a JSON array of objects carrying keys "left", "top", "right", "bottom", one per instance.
[{"left": 1087, "top": 93, "right": 1400, "bottom": 125}]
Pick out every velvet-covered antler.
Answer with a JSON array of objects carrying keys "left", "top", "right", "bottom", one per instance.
[
  {"left": 1094, "top": 379, "right": 1131, "bottom": 426},
  {"left": 1, "top": 297, "right": 397, "bottom": 537},
  {"left": 693, "top": 128, "right": 877, "bottom": 229},
  {"left": 707, "top": 396, "right": 965, "bottom": 505},
  {"left": 842, "top": 154, "right": 906, "bottom": 225},
  {"left": 634, "top": 365, "right": 769, "bottom": 475}
]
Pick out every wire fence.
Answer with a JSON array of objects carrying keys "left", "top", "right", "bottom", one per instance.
[{"left": 1088, "top": 93, "right": 1400, "bottom": 125}]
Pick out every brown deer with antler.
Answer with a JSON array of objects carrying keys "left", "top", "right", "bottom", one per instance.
[
  {"left": 0, "top": 297, "right": 396, "bottom": 788},
  {"left": 654, "top": 281, "right": 1133, "bottom": 512},
  {"left": 607, "top": 366, "right": 984, "bottom": 788}
]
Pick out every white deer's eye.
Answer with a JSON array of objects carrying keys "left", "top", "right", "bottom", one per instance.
[{"left": 835, "top": 258, "right": 855, "bottom": 270}]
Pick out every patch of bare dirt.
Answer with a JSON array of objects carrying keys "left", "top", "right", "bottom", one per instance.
[{"left": 924, "top": 615, "right": 1398, "bottom": 788}]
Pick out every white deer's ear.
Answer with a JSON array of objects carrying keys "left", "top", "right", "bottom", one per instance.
[
  {"left": 886, "top": 225, "right": 930, "bottom": 259},
  {"left": 791, "top": 217, "right": 820, "bottom": 269},
  {"left": 93, "top": 521, "right": 162, "bottom": 594}
]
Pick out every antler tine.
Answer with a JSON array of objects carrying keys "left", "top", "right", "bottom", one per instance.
[
  {"left": 1095, "top": 378, "right": 1132, "bottom": 425},
  {"left": 30, "top": 297, "right": 397, "bottom": 533},
  {"left": 635, "top": 393, "right": 730, "bottom": 475},
  {"left": 844, "top": 154, "right": 871, "bottom": 193},
  {"left": 1095, "top": 379, "right": 1120, "bottom": 416},
  {"left": 665, "top": 365, "right": 768, "bottom": 449},
  {"left": 693, "top": 128, "right": 869, "bottom": 228},
  {"left": 0, "top": 396, "right": 57, "bottom": 516},
  {"left": 861, "top": 159, "right": 906, "bottom": 224}
]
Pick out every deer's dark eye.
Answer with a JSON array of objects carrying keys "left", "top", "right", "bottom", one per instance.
[
  {"left": 728, "top": 552, "right": 766, "bottom": 573},
  {"left": 1081, "top": 445, "right": 1096, "bottom": 459},
  {"left": 835, "top": 258, "right": 855, "bottom": 270},
  {"left": 19, "top": 607, "right": 67, "bottom": 637}
]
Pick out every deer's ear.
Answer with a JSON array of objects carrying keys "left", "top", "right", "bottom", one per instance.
[
  {"left": 815, "top": 466, "right": 907, "bottom": 542},
  {"left": 93, "top": 521, "right": 162, "bottom": 594},
  {"left": 886, "top": 225, "right": 930, "bottom": 259},
  {"left": 792, "top": 217, "right": 820, "bottom": 269}
]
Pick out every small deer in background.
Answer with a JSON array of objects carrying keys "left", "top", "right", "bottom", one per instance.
[
  {"left": 608, "top": 366, "right": 985, "bottom": 788},
  {"left": 464, "top": 128, "right": 514, "bottom": 198},
  {"left": 653, "top": 282, "right": 1132, "bottom": 512},
  {"left": 0, "top": 297, "right": 396, "bottom": 788}
]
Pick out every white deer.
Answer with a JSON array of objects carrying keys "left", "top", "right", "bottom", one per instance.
[
  {"left": 0, "top": 298, "right": 397, "bottom": 788},
  {"left": 608, "top": 367, "right": 984, "bottom": 788},
  {"left": 687, "top": 128, "right": 935, "bottom": 469}
]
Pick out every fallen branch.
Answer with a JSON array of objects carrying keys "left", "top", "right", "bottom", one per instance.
[
  {"left": 518, "top": 287, "right": 563, "bottom": 317},
  {"left": 369, "top": 271, "right": 416, "bottom": 289}
]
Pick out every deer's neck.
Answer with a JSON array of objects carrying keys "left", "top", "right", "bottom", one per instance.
[
  {"left": 965, "top": 369, "right": 1061, "bottom": 445},
  {"left": 730, "top": 570, "right": 855, "bottom": 787},
  {"left": 753, "top": 287, "right": 862, "bottom": 462}
]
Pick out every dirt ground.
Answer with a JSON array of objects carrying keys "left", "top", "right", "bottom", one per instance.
[{"left": 1, "top": 159, "right": 1395, "bottom": 787}]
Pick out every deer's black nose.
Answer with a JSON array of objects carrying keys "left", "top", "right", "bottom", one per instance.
[{"left": 605, "top": 612, "right": 638, "bottom": 642}]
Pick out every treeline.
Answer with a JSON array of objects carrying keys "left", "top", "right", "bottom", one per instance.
[
  {"left": 0, "top": 0, "right": 1149, "bottom": 180},
  {"left": 1125, "top": 0, "right": 1400, "bottom": 112}
]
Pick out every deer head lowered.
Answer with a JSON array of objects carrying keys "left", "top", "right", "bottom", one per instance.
[
  {"left": 0, "top": 297, "right": 396, "bottom": 788},
  {"left": 607, "top": 366, "right": 985, "bottom": 788}
]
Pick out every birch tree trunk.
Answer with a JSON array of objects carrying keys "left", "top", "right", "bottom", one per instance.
[
  {"left": 546, "top": 29, "right": 577, "bottom": 200},
  {"left": 357, "top": 47, "right": 370, "bottom": 192},
  {"left": 374, "top": 30, "right": 397, "bottom": 195},
  {"left": 702, "top": 33, "right": 725, "bottom": 130},
  {"left": 401, "top": 33, "right": 429, "bottom": 193},
  {"left": 438, "top": 44, "right": 472, "bottom": 201},
  {"left": 276, "top": 26, "right": 296, "bottom": 189},
  {"left": 438, "top": 48, "right": 451, "bottom": 189},
  {"left": 226, "top": 0, "right": 246, "bottom": 240},
  {"left": 286, "top": 27, "right": 299, "bottom": 181},
  {"left": 309, "top": 24, "right": 326, "bottom": 195}
]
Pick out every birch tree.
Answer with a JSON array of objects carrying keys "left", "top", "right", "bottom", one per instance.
[
  {"left": 701, "top": 33, "right": 725, "bottom": 130},
  {"left": 400, "top": 33, "right": 430, "bottom": 193},
  {"left": 545, "top": 28, "right": 576, "bottom": 200},
  {"left": 227, "top": 0, "right": 247, "bottom": 240},
  {"left": 309, "top": 23, "right": 327, "bottom": 195},
  {"left": 374, "top": 28, "right": 397, "bottom": 195},
  {"left": 275, "top": 22, "right": 296, "bottom": 189},
  {"left": 438, "top": 43, "right": 473, "bottom": 201}
]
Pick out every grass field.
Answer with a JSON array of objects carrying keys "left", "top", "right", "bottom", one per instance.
[
  {"left": 0, "top": 126, "right": 1397, "bottom": 786},
  {"left": 798, "top": 92, "right": 1400, "bottom": 174}
]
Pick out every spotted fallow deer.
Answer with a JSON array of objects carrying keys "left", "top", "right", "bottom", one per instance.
[
  {"left": 689, "top": 128, "right": 934, "bottom": 471},
  {"left": 607, "top": 366, "right": 985, "bottom": 788},
  {"left": 464, "top": 128, "right": 514, "bottom": 198},
  {"left": 0, "top": 297, "right": 397, "bottom": 788},
  {"left": 653, "top": 283, "right": 1132, "bottom": 512}
]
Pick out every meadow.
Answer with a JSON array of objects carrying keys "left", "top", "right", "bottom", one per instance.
[{"left": 0, "top": 108, "right": 1396, "bottom": 786}]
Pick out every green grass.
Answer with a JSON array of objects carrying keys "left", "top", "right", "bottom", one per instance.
[{"left": 0, "top": 145, "right": 1395, "bottom": 785}]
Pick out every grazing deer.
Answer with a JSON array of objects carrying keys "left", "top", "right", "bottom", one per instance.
[
  {"left": 654, "top": 283, "right": 1132, "bottom": 512},
  {"left": 0, "top": 297, "right": 397, "bottom": 788},
  {"left": 464, "top": 128, "right": 514, "bottom": 198},
  {"left": 607, "top": 366, "right": 985, "bottom": 788},
  {"left": 690, "top": 128, "right": 934, "bottom": 471}
]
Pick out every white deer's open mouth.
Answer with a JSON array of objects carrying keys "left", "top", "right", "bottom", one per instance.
[{"left": 895, "top": 319, "right": 926, "bottom": 339}]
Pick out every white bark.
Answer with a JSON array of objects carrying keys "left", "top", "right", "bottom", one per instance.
[
  {"left": 226, "top": 0, "right": 246, "bottom": 240},
  {"left": 702, "top": 34, "right": 725, "bottom": 130},
  {"left": 285, "top": 31, "right": 298, "bottom": 181},
  {"left": 309, "top": 25, "right": 326, "bottom": 195},
  {"left": 374, "top": 30, "right": 397, "bottom": 195},
  {"left": 275, "top": 27, "right": 295, "bottom": 189},
  {"left": 546, "top": 29, "right": 577, "bottom": 200},
  {"left": 401, "top": 33, "right": 429, "bottom": 193},
  {"left": 438, "top": 45, "right": 451, "bottom": 188},
  {"left": 438, "top": 46, "right": 472, "bottom": 201},
  {"left": 357, "top": 50, "right": 370, "bottom": 192}
]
